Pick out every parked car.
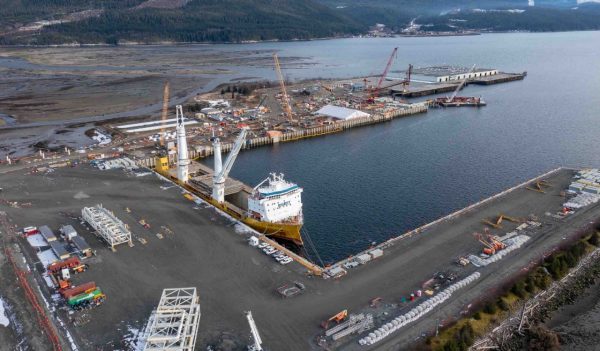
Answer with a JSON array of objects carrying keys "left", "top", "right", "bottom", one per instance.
[
  {"left": 280, "top": 257, "right": 293, "bottom": 265},
  {"left": 258, "top": 242, "right": 269, "bottom": 249}
]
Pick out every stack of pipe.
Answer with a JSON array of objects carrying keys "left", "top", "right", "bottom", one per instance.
[{"left": 358, "top": 272, "right": 481, "bottom": 346}]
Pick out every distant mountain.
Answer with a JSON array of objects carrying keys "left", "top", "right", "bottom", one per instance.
[
  {"left": 0, "top": 0, "right": 363, "bottom": 44},
  {"left": 0, "top": 0, "right": 599, "bottom": 45}
]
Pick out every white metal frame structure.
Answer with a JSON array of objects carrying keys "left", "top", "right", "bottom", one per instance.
[
  {"left": 143, "top": 288, "right": 201, "bottom": 351},
  {"left": 81, "top": 204, "right": 133, "bottom": 251},
  {"left": 246, "top": 311, "right": 263, "bottom": 351}
]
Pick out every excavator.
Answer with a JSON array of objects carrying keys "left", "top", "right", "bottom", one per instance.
[
  {"left": 321, "top": 309, "right": 348, "bottom": 329},
  {"left": 482, "top": 214, "right": 522, "bottom": 229},
  {"left": 474, "top": 232, "right": 496, "bottom": 256},
  {"left": 526, "top": 179, "right": 552, "bottom": 193}
]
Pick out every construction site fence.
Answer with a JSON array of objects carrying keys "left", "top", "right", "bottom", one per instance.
[{"left": 135, "top": 105, "right": 427, "bottom": 168}]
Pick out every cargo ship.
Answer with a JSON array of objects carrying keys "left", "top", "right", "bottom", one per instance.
[
  {"left": 155, "top": 111, "right": 305, "bottom": 245},
  {"left": 244, "top": 173, "right": 304, "bottom": 245}
]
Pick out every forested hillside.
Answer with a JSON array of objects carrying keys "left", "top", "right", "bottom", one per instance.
[{"left": 1, "top": 0, "right": 599, "bottom": 45}]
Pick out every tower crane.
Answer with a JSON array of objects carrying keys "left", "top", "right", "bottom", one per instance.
[
  {"left": 246, "top": 311, "right": 263, "bottom": 351},
  {"left": 273, "top": 53, "right": 294, "bottom": 122},
  {"left": 369, "top": 47, "right": 398, "bottom": 102},
  {"left": 211, "top": 127, "right": 249, "bottom": 203},
  {"left": 159, "top": 81, "right": 170, "bottom": 147},
  {"left": 446, "top": 64, "right": 476, "bottom": 103}
]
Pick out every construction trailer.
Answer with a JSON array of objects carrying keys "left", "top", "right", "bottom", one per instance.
[
  {"left": 39, "top": 225, "right": 57, "bottom": 242},
  {"left": 81, "top": 204, "right": 133, "bottom": 251},
  {"left": 143, "top": 287, "right": 201, "bottom": 351}
]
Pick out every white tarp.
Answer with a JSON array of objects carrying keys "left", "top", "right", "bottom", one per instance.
[
  {"left": 26, "top": 234, "right": 47, "bottom": 247},
  {"left": 316, "top": 105, "right": 370, "bottom": 120},
  {"left": 0, "top": 297, "right": 9, "bottom": 327},
  {"left": 37, "top": 249, "right": 58, "bottom": 267}
]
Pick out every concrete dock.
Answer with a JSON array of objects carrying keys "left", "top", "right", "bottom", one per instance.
[{"left": 1, "top": 166, "right": 599, "bottom": 350}]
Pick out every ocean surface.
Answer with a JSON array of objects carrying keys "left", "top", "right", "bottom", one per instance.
[{"left": 208, "top": 32, "right": 600, "bottom": 263}]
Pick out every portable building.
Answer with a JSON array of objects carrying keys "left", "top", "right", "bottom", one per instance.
[
  {"left": 39, "top": 225, "right": 57, "bottom": 242},
  {"left": 60, "top": 225, "right": 78, "bottom": 241},
  {"left": 72, "top": 236, "right": 92, "bottom": 257},
  {"left": 49, "top": 241, "right": 70, "bottom": 260}
]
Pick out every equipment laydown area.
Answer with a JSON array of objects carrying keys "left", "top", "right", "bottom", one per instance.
[{"left": 0, "top": 166, "right": 599, "bottom": 350}]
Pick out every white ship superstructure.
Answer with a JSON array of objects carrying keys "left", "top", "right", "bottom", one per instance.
[{"left": 248, "top": 173, "right": 303, "bottom": 224}]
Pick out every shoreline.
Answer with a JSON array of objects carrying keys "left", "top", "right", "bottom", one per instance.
[{"left": 2, "top": 29, "right": 600, "bottom": 48}]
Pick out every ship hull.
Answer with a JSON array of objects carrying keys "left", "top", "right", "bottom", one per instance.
[{"left": 242, "top": 217, "right": 303, "bottom": 246}]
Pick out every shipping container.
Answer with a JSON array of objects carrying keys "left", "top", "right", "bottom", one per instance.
[{"left": 61, "top": 281, "right": 96, "bottom": 299}]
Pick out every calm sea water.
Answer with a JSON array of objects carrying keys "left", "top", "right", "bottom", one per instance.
[{"left": 211, "top": 32, "right": 600, "bottom": 263}]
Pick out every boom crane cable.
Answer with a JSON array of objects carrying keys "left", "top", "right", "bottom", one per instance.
[
  {"left": 159, "top": 81, "right": 170, "bottom": 147},
  {"left": 273, "top": 53, "right": 294, "bottom": 122},
  {"left": 301, "top": 227, "right": 325, "bottom": 268},
  {"left": 371, "top": 47, "right": 398, "bottom": 100},
  {"left": 447, "top": 64, "right": 476, "bottom": 103}
]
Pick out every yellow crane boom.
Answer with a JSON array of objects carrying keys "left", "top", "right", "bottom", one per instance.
[
  {"left": 160, "top": 81, "right": 170, "bottom": 147},
  {"left": 273, "top": 53, "right": 293, "bottom": 122}
]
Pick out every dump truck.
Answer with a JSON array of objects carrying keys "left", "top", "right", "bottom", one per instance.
[
  {"left": 68, "top": 288, "right": 106, "bottom": 310},
  {"left": 61, "top": 282, "right": 96, "bottom": 299}
]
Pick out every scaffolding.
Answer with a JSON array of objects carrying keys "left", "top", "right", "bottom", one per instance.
[
  {"left": 81, "top": 204, "right": 133, "bottom": 251},
  {"left": 143, "top": 288, "right": 201, "bottom": 351}
]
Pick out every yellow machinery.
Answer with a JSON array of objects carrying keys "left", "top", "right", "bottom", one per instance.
[
  {"left": 482, "top": 214, "right": 522, "bottom": 229},
  {"left": 321, "top": 310, "right": 348, "bottom": 329},
  {"left": 526, "top": 179, "right": 551, "bottom": 193},
  {"left": 155, "top": 156, "right": 170, "bottom": 174}
]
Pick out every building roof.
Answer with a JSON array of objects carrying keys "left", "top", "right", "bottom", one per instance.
[
  {"left": 49, "top": 241, "right": 70, "bottom": 258},
  {"left": 72, "top": 236, "right": 91, "bottom": 252},
  {"left": 60, "top": 225, "right": 77, "bottom": 237},
  {"left": 39, "top": 225, "right": 57, "bottom": 241},
  {"left": 411, "top": 66, "right": 496, "bottom": 77},
  {"left": 315, "top": 105, "right": 370, "bottom": 120}
]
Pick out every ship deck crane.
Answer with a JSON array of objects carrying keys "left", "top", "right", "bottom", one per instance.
[
  {"left": 211, "top": 127, "right": 249, "bottom": 203},
  {"left": 246, "top": 311, "right": 263, "bottom": 351},
  {"left": 447, "top": 64, "right": 476, "bottom": 103},
  {"left": 273, "top": 53, "right": 294, "bottom": 122}
]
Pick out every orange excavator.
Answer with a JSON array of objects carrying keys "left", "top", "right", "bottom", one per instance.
[
  {"left": 474, "top": 232, "right": 496, "bottom": 255},
  {"left": 482, "top": 214, "right": 522, "bottom": 229},
  {"left": 321, "top": 309, "right": 348, "bottom": 329}
]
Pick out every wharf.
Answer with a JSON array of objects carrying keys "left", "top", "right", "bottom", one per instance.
[
  {"left": 2, "top": 165, "right": 600, "bottom": 351},
  {"left": 392, "top": 72, "right": 526, "bottom": 98},
  {"left": 470, "top": 72, "right": 527, "bottom": 85}
]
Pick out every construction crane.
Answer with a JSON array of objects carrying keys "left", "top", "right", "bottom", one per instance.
[
  {"left": 253, "top": 95, "right": 267, "bottom": 120},
  {"left": 159, "top": 81, "right": 170, "bottom": 147},
  {"left": 446, "top": 64, "right": 476, "bottom": 103},
  {"left": 246, "top": 311, "right": 263, "bottom": 351},
  {"left": 211, "top": 127, "right": 249, "bottom": 203},
  {"left": 273, "top": 53, "right": 294, "bottom": 122},
  {"left": 369, "top": 47, "right": 398, "bottom": 102}
]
